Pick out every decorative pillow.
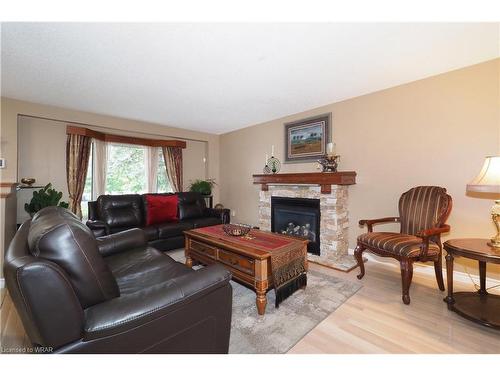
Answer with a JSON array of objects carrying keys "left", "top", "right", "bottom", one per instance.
[{"left": 144, "top": 194, "right": 179, "bottom": 225}]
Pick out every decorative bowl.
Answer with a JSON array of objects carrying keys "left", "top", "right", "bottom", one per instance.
[
  {"left": 21, "top": 178, "right": 36, "bottom": 186},
  {"left": 222, "top": 224, "right": 251, "bottom": 237}
]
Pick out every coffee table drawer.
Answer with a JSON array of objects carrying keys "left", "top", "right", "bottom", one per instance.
[
  {"left": 190, "top": 240, "right": 217, "bottom": 259},
  {"left": 218, "top": 249, "right": 255, "bottom": 275}
]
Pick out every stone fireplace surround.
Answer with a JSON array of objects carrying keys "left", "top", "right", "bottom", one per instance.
[{"left": 254, "top": 172, "right": 358, "bottom": 271}]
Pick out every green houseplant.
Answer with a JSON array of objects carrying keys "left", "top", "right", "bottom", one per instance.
[
  {"left": 188, "top": 178, "right": 217, "bottom": 196},
  {"left": 24, "top": 183, "right": 69, "bottom": 217}
]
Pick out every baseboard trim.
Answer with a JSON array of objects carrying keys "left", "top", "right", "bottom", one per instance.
[{"left": 347, "top": 248, "right": 500, "bottom": 286}]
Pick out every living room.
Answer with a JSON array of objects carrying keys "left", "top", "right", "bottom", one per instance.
[{"left": 1, "top": 1, "right": 500, "bottom": 372}]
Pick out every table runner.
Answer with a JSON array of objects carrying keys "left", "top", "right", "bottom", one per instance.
[{"left": 195, "top": 225, "right": 307, "bottom": 307}]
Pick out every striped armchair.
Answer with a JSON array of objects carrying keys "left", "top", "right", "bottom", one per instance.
[{"left": 354, "top": 186, "right": 452, "bottom": 305}]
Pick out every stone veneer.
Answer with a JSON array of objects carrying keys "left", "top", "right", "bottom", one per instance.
[{"left": 258, "top": 184, "right": 358, "bottom": 271}]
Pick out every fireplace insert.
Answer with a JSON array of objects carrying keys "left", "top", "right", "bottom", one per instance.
[{"left": 271, "top": 196, "right": 321, "bottom": 255}]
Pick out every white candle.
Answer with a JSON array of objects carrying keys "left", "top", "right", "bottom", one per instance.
[
  {"left": 265, "top": 153, "right": 268, "bottom": 164},
  {"left": 327, "top": 142, "right": 335, "bottom": 156},
  {"left": 271, "top": 145, "right": 275, "bottom": 157}
]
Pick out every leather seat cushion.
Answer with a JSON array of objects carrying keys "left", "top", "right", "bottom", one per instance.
[
  {"left": 358, "top": 232, "right": 440, "bottom": 257},
  {"left": 105, "top": 247, "right": 193, "bottom": 294},
  {"left": 156, "top": 221, "right": 193, "bottom": 239},
  {"left": 184, "top": 217, "right": 222, "bottom": 229},
  {"left": 140, "top": 226, "right": 159, "bottom": 241},
  {"left": 109, "top": 226, "right": 135, "bottom": 234}
]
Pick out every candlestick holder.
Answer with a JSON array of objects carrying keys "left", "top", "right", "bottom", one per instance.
[{"left": 318, "top": 155, "right": 340, "bottom": 172}]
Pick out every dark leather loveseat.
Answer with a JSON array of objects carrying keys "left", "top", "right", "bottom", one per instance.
[
  {"left": 4, "top": 206, "right": 232, "bottom": 353},
  {"left": 86, "top": 192, "right": 230, "bottom": 251}
]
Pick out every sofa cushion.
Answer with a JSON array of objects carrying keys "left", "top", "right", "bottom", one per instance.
[
  {"left": 157, "top": 221, "right": 193, "bottom": 239},
  {"left": 177, "top": 192, "right": 206, "bottom": 220},
  {"left": 143, "top": 194, "right": 178, "bottom": 225},
  {"left": 184, "top": 217, "right": 222, "bottom": 229},
  {"left": 28, "top": 206, "right": 120, "bottom": 308},
  {"left": 109, "top": 226, "right": 135, "bottom": 234},
  {"left": 105, "top": 247, "right": 169, "bottom": 275},
  {"left": 140, "top": 226, "right": 159, "bottom": 241},
  {"left": 97, "top": 195, "right": 143, "bottom": 229},
  {"left": 105, "top": 247, "right": 193, "bottom": 294},
  {"left": 149, "top": 237, "right": 185, "bottom": 252}
]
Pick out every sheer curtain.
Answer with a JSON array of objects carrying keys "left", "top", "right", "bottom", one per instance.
[
  {"left": 146, "top": 146, "right": 159, "bottom": 193},
  {"left": 162, "top": 146, "right": 183, "bottom": 192},
  {"left": 92, "top": 138, "right": 108, "bottom": 199},
  {"left": 66, "top": 133, "right": 92, "bottom": 218}
]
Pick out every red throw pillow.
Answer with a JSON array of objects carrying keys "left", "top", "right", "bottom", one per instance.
[{"left": 144, "top": 194, "right": 178, "bottom": 226}]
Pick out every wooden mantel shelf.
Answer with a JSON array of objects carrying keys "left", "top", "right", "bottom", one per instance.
[{"left": 252, "top": 171, "right": 356, "bottom": 194}]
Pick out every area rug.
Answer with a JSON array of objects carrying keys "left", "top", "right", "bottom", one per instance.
[{"left": 169, "top": 249, "right": 362, "bottom": 354}]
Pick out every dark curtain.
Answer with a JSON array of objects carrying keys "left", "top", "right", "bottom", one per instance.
[
  {"left": 162, "top": 146, "right": 183, "bottom": 192},
  {"left": 66, "top": 133, "right": 92, "bottom": 218}
]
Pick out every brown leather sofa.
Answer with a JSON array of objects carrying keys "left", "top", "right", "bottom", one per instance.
[
  {"left": 86, "top": 192, "right": 230, "bottom": 251},
  {"left": 4, "top": 206, "right": 232, "bottom": 353}
]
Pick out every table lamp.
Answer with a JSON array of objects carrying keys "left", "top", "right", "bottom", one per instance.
[{"left": 466, "top": 156, "right": 500, "bottom": 248}]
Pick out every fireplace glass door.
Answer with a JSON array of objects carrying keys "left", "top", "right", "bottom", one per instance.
[{"left": 271, "top": 197, "right": 321, "bottom": 255}]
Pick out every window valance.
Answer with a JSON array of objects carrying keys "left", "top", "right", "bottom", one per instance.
[{"left": 66, "top": 125, "right": 187, "bottom": 149}]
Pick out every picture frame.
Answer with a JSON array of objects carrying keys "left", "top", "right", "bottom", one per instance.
[{"left": 284, "top": 113, "right": 331, "bottom": 163}]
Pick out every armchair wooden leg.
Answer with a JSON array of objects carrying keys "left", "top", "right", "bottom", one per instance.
[
  {"left": 434, "top": 255, "right": 445, "bottom": 291},
  {"left": 400, "top": 258, "right": 413, "bottom": 305},
  {"left": 354, "top": 244, "right": 365, "bottom": 280}
]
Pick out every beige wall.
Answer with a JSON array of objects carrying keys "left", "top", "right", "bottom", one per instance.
[
  {"left": 0, "top": 98, "right": 221, "bottom": 278},
  {"left": 2, "top": 59, "right": 499, "bottom": 281},
  {"left": 220, "top": 58, "right": 500, "bottom": 277}
]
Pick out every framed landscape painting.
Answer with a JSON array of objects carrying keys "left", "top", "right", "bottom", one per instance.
[{"left": 284, "top": 113, "right": 331, "bottom": 163}]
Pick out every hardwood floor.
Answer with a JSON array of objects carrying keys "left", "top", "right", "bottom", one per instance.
[
  {"left": 1, "top": 259, "right": 499, "bottom": 353},
  {"left": 1, "top": 285, "right": 31, "bottom": 352},
  {"left": 289, "top": 259, "right": 500, "bottom": 353}
]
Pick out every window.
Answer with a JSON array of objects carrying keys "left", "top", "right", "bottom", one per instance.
[
  {"left": 106, "top": 143, "right": 147, "bottom": 194},
  {"left": 81, "top": 144, "right": 173, "bottom": 219},
  {"left": 157, "top": 148, "right": 173, "bottom": 193}
]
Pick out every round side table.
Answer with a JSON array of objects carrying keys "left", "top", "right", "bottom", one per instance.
[{"left": 444, "top": 239, "right": 500, "bottom": 329}]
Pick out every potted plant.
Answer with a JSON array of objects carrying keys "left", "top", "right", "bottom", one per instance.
[
  {"left": 24, "top": 183, "right": 69, "bottom": 217},
  {"left": 188, "top": 178, "right": 217, "bottom": 196}
]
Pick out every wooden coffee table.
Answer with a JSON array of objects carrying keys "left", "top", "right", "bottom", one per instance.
[{"left": 184, "top": 225, "right": 308, "bottom": 315}]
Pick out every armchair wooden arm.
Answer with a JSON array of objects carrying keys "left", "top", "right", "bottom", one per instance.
[
  {"left": 416, "top": 225, "right": 450, "bottom": 261},
  {"left": 416, "top": 224, "right": 450, "bottom": 238},
  {"left": 359, "top": 217, "right": 400, "bottom": 232}
]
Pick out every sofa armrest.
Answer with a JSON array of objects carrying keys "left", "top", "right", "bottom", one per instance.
[
  {"left": 88, "top": 201, "right": 99, "bottom": 221},
  {"left": 95, "top": 228, "right": 147, "bottom": 257},
  {"left": 205, "top": 208, "right": 230, "bottom": 224},
  {"left": 83, "top": 264, "right": 232, "bottom": 352},
  {"left": 86, "top": 220, "right": 110, "bottom": 237}
]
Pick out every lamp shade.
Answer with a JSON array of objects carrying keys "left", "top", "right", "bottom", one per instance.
[{"left": 466, "top": 156, "right": 500, "bottom": 194}]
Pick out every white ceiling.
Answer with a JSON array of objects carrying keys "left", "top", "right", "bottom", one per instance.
[{"left": 1, "top": 23, "right": 499, "bottom": 134}]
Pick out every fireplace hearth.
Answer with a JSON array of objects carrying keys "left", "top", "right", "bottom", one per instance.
[{"left": 271, "top": 197, "right": 320, "bottom": 255}]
